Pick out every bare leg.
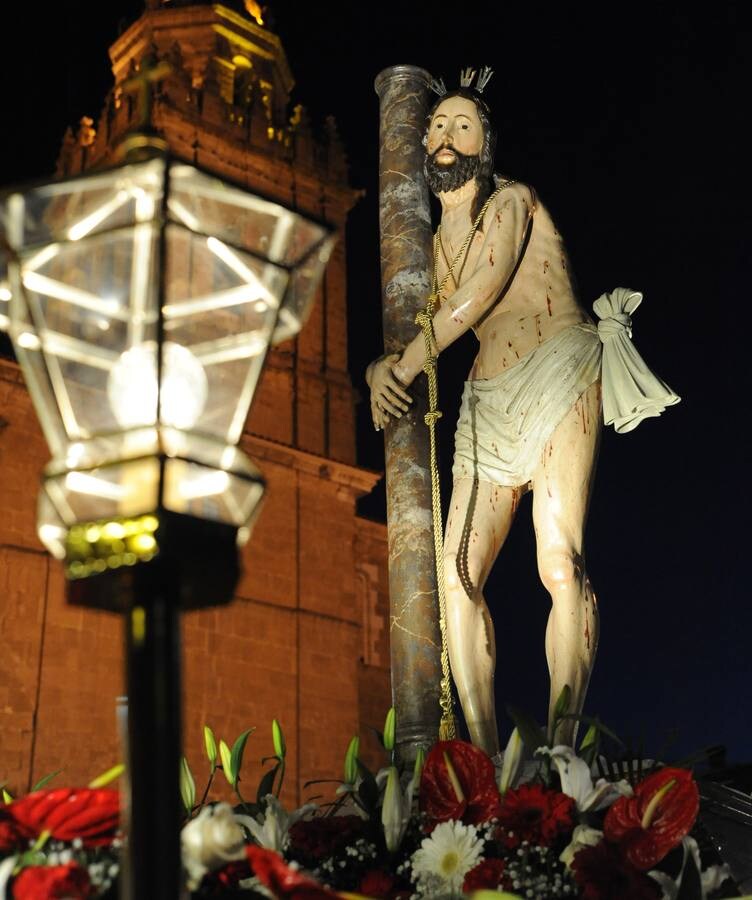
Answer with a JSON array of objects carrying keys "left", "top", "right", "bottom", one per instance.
[
  {"left": 443, "top": 477, "right": 521, "bottom": 756},
  {"left": 532, "top": 381, "right": 602, "bottom": 746}
]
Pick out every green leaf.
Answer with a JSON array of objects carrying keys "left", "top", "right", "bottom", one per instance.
[
  {"left": 180, "top": 757, "right": 196, "bottom": 815},
  {"left": 552, "top": 685, "right": 572, "bottom": 723},
  {"left": 87, "top": 764, "right": 125, "bottom": 789},
  {"left": 31, "top": 769, "right": 63, "bottom": 792},
  {"left": 356, "top": 764, "right": 379, "bottom": 816},
  {"left": 506, "top": 705, "right": 547, "bottom": 754},
  {"left": 229, "top": 728, "right": 255, "bottom": 789},
  {"left": 382, "top": 707, "right": 396, "bottom": 752},
  {"left": 272, "top": 720, "right": 285, "bottom": 759},
  {"left": 343, "top": 735, "right": 360, "bottom": 784},
  {"left": 203, "top": 726, "right": 218, "bottom": 768},
  {"left": 556, "top": 714, "right": 624, "bottom": 746},
  {"left": 219, "top": 739, "right": 234, "bottom": 786},
  {"left": 256, "top": 762, "right": 280, "bottom": 804}
]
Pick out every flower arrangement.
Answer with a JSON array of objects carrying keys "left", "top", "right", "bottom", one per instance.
[{"left": 0, "top": 693, "right": 738, "bottom": 899}]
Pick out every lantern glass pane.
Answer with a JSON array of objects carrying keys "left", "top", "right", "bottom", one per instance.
[
  {"left": 168, "top": 164, "right": 329, "bottom": 266},
  {"left": 20, "top": 226, "right": 159, "bottom": 440},
  {"left": 45, "top": 456, "right": 161, "bottom": 524},
  {"left": 6, "top": 158, "right": 165, "bottom": 248},
  {"left": 163, "top": 224, "right": 285, "bottom": 443},
  {"left": 163, "top": 458, "right": 264, "bottom": 526}
]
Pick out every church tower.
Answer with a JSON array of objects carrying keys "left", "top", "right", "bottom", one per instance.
[{"left": 0, "top": 0, "right": 391, "bottom": 806}]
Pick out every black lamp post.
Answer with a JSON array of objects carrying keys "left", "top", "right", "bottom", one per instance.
[{"left": 0, "top": 148, "right": 335, "bottom": 897}]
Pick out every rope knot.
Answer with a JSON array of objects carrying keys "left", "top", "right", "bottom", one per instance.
[{"left": 424, "top": 410, "right": 443, "bottom": 425}]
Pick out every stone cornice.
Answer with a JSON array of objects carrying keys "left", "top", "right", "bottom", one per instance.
[{"left": 243, "top": 432, "right": 381, "bottom": 497}]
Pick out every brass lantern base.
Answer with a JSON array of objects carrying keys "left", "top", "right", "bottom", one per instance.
[{"left": 66, "top": 510, "right": 241, "bottom": 611}]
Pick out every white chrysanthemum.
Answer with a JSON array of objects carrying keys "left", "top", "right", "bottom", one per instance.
[{"left": 411, "top": 820, "right": 484, "bottom": 897}]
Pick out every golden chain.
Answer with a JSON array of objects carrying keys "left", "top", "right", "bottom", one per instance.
[{"left": 414, "top": 181, "right": 513, "bottom": 741}]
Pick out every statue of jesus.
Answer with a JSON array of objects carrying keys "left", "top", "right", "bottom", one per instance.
[{"left": 367, "top": 71, "right": 678, "bottom": 757}]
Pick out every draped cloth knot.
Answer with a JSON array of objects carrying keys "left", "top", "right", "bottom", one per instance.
[{"left": 593, "top": 287, "right": 681, "bottom": 433}]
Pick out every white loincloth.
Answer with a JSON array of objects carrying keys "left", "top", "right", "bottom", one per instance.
[
  {"left": 451, "top": 287, "right": 681, "bottom": 488},
  {"left": 452, "top": 323, "right": 602, "bottom": 488}
]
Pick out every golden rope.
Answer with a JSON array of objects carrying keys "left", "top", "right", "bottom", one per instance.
[{"left": 414, "top": 181, "right": 513, "bottom": 742}]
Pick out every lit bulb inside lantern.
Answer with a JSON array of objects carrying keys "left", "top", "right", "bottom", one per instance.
[{"left": 107, "top": 341, "right": 208, "bottom": 429}]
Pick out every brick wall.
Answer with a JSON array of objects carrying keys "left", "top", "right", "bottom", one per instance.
[{"left": 0, "top": 359, "right": 389, "bottom": 807}]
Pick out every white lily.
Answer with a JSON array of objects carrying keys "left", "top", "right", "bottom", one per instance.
[
  {"left": 559, "top": 825, "right": 603, "bottom": 869},
  {"left": 498, "top": 727, "right": 523, "bottom": 795},
  {"left": 245, "top": 794, "right": 317, "bottom": 853},
  {"left": 648, "top": 835, "right": 731, "bottom": 900},
  {"left": 377, "top": 764, "right": 417, "bottom": 853},
  {"left": 536, "top": 745, "right": 632, "bottom": 812},
  {"left": 181, "top": 802, "right": 252, "bottom": 890}
]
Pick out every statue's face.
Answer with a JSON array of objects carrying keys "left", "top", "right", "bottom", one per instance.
[{"left": 426, "top": 95, "right": 484, "bottom": 166}]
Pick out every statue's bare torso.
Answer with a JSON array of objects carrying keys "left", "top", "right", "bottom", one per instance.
[{"left": 435, "top": 182, "right": 592, "bottom": 380}]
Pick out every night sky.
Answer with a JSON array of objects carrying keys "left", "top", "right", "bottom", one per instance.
[{"left": 1, "top": 3, "right": 747, "bottom": 764}]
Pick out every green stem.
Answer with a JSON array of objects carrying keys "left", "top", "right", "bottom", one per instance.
[{"left": 194, "top": 766, "right": 216, "bottom": 816}]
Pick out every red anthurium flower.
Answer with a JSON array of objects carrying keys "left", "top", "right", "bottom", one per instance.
[
  {"left": 603, "top": 767, "right": 699, "bottom": 870},
  {"left": 420, "top": 740, "right": 501, "bottom": 825},
  {"left": 11, "top": 863, "right": 93, "bottom": 899},
  {"left": 246, "top": 845, "right": 340, "bottom": 899},
  {"left": 571, "top": 841, "right": 661, "bottom": 899},
  {"left": 8, "top": 789, "right": 119, "bottom": 847},
  {"left": 496, "top": 782, "right": 575, "bottom": 848},
  {"left": 463, "top": 858, "right": 509, "bottom": 893}
]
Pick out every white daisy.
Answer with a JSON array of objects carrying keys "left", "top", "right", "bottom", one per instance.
[{"left": 411, "top": 820, "right": 484, "bottom": 897}]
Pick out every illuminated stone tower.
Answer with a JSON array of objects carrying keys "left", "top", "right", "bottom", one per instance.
[{"left": 0, "top": 1, "right": 391, "bottom": 805}]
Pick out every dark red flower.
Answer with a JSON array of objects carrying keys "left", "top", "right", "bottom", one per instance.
[
  {"left": 463, "top": 858, "right": 509, "bottom": 893},
  {"left": 604, "top": 767, "right": 699, "bottom": 870},
  {"left": 11, "top": 863, "right": 93, "bottom": 899},
  {"left": 359, "top": 868, "right": 398, "bottom": 897},
  {"left": 246, "top": 845, "right": 339, "bottom": 899},
  {"left": 571, "top": 841, "right": 660, "bottom": 900},
  {"left": 288, "top": 814, "right": 364, "bottom": 861},
  {"left": 0, "top": 812, "right": 26, "bottom": 851},
  {"left": 420, "top": 740, "right": 501, "bottom": 825},
  {"left": 8, "top": 788, "right": 119, "bottom": 847},
  {"left": 496, "top": 782, "right": 575, "bottom": 848}
]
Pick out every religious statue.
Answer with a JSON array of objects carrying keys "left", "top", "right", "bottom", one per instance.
[{"left": 366, "top": 67, "right": 679, "bottom": 757}]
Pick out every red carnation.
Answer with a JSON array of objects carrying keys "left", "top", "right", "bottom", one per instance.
[
  {"left": 11, "top": 863, "right": 93, "bottom": 899},
  {"left": 420, "top": 740, "right": 501, "bottom": 825},
  {"left": 359, "top": 868, "right": 404, "bottom": 898},
  {"left": 246, "top": 845, "right": 339, "bottom": 899},
  {"left": 463, "top": 858, "right": 509, "bottom": 893},
  {"left": 571, "top": 841, "right": 660, "bottom": 900},
  {"left": 604, "top": 767, "right": 699, "bottom": 870},
  {"left": 496, "top": 782, "right": 575, "bottom": 848},
  {"left": 288, "top": 814, "right": 364, "bottom": 861},
  {"left": 8, "top": 788, "right": 119, "bottom": 847}
]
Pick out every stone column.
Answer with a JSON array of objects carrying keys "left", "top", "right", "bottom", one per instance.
[{"left": 374, "top": 65, "right": 442, "bottom": 764}]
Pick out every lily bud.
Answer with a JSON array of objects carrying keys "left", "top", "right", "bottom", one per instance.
[
  {"left": 87, "top": 763, "right": 125, "bottom": 789},
  {"left": 204, "top": 726, "right": 218, "bottom": 769},
  {"left": 272, "top": 719, "right": 286, "bottom": 759},
  {"left": 413, "top": 747, "right": 426, "bottom": 782},
  {"left": 1, "top": 789, "right": 12, "bottom": 805},
  {"left": 499, "top": 728, "right": 523, "bottom": 796},
  {"left": 180, "top": 756, "right": 196, "bottom": 815},
  {"left": 381, "top": 766, "right": 406, "bottom": 853},
  {"left": 382, "top": 707, "right": 396, "bottom": 752},
  {"left": 219, "top": 739, "right": 234, "bottom": 787},
  {"left": 343, "top": 735, "right": 360, "bottom": 785}
]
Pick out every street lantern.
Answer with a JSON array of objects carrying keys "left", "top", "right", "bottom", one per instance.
[
  {"left": 0, "top": 153, "right": 334, "bottom": 606},
  {"left": 0, "top": 148, "right": 335, "bottom": 897}
]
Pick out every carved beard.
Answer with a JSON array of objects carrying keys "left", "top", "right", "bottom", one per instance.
[{"left": 425, "top": 147, "right": 481, "bottom": 195}]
